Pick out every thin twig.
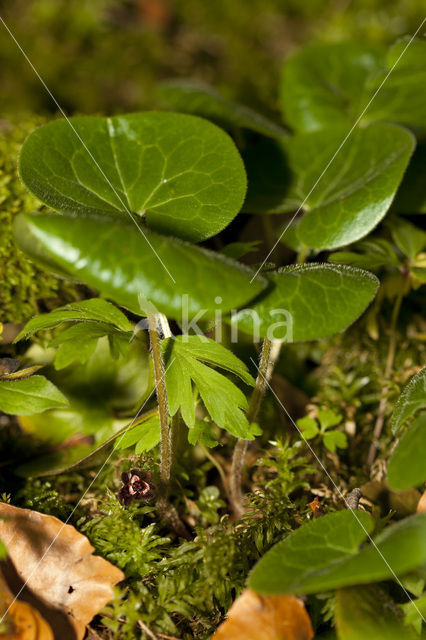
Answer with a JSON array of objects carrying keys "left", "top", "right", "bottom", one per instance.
[{"left": 138, "top": 620, "right": 159, "bottom": 640}]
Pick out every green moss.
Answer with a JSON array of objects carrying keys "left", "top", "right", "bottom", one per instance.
[{"left": 0, "top": 116, "right": 78, "bottom": 324}]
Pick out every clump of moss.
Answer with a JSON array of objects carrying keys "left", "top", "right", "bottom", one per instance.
[{"left": 0, "top": 116, "right": 78, "bottom": 323}]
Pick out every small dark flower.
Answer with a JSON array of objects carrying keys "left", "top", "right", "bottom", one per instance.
[{"left": 117, "top": 468, "right": 156, "bottom": 506}]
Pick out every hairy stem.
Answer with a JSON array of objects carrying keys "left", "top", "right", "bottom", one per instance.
[
  {"left": 367, "top": 281, "right": 405, "bottom": 465},
  {"left": 147, "top": 313, "right": 189, "bottom": 538},
  {"left": 147, "top": 312, "right": 171, "bottom": 488},
  {"left": 230, "top": 337, "right": 282, "bottom": 517}
]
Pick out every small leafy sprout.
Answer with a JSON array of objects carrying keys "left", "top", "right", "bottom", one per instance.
[
  {"left": 117, "top": 469, "right": 156, "bottom": 507},
  {"left": 297, "top": 408, "right": 348, "bottom": 453}
]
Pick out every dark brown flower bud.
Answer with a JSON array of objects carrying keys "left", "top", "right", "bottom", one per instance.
[{"left": 117, "top": 469, "right": 156, "bottom": 506}]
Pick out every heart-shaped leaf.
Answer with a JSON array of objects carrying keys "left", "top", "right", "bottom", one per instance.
[
  {"left": 366, "top": 38, "right": 426, "bottom": 131},
  {"left": 0, "top": 376, "right": 68, "bottom": 415},
  {"left": 244, "top": 124, "right": 415, "bottom": 250},
  {"left": 280, "top": 42, "right": 383, "bottom": 133},
  {"left": 18, "top": 112, "right": 247, "bottom": 242},
  {"left": 13, "top": 211, "right": 266, "bottom": 320},
  {"left": 392, "top": 366, "right": 426, "bottom": 432},
  {"left": 249, "top": 510, "right": 426, "bottom": 595},
  {"left": 387, "top": 413, "right": 426, "bottom": 490},
  {"left": 230, "top": 264, "right": 378, "bottom": 341},
  {"left": 157, "top": 80, "right": 288, "bottom": 139},
  {"left": 280, "top": 39, "right": 426, "bottom": 135}
]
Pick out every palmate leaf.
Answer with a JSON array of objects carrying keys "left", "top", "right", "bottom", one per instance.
[
  {"left": 243, "top": 123, "right": 415, "bottom": 250},
  {"left": 249, "top": 510, "right": 426, "bottom": 595},
  {"left": 114, "top": 415, "right": 161, "bottom": 454},
  {"left": 15, "top": 298, "right": 131, "bottom": 340},
  {"left": 15, "top": 298, "right": 133, "bottom": 370},
  {"left": 231, "top": 264, "right": 378, "bottom": 341},
  {"left": 13, "top": 212, "right": 266, "bottom": 321},
  {"left": 162, "top": 335, "right": 255, "bottom": 439},
  {"left": 18, "top": 112, "right": 247, "bottom": 243}
]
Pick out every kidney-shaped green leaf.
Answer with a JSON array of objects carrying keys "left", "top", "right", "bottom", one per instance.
[
  {"left": 0, "top": 376, "right": 68, "bottom": 415},
  {"left": 244, "top": 123, "right": 415, "bottom": 250},
  {"left": 387, "top": 413, "right": 426, "bottom": 490},
  {"left": 392, "top": 366, "right": 426, "bottom": 432},
  {"left": 280, "top": 42, "right": 384, "bottom": 133},
  {"left": 18, "top": 112, "right": 247, "bottom": 243},
  {"left": 366, "top": 38, "right": 426, "bottom": 131},
  {"left": 157, "top": 80, "right": 288, "bottom": 139},
  {"left": 230, "top": 264, "right": 378, "bottom": 341},
  {"left": 13, "top": 211, "right": 266, "bottom": 320},
  {"left": 249, "top": 510, "right": 426, "bottom": 595}
]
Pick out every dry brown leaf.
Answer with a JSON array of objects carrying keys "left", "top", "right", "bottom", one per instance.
[
  {"left": 417, "top": 490, "right": 426, "bottom": 513},
  {"left": 0, "top": 503, "right": 124, "bottom": 640},
  {"left": 211, "top": 588, "right": 314, "bottom": 640},
  {"left": 1, "top": 572, "right": 54, "bottom": 639}
]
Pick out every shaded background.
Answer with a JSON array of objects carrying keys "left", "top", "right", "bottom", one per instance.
[
  {"left": 1, "top": 0, "right": 425, "bottom": 118},
  {"left": 1, "top": 0, "right": 425, "bottom": 324}
]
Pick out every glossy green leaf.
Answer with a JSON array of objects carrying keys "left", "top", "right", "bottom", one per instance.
[
  {"left": 18, "top": 112, "right": 247, "bottom": 242},
  {"left": 387, "top": 413, "right": 426, "bottom": 490},
  {"left": 0, "top": 376, "right": 68, "bottom": 415},
  {"left": 250, "top": 510, "right": 373, "bottom": 594},
  {"left": 15, "top": 298, "right": 131, "bottom": 341},
  {"left": 243, "top": 124, "right": 414, "bottom": 250},
  {"left": 280, "top": 39, "right": 426, "bottom": 134},
  {"left": 335, "top": 585, "right": 417, "bottom": 640},
  {"left": 280, "top": 42, "right": 383, "bottom": 132},
  {"left": 392, "top": 367, "right": 426, "bottom": 431},
  {"left": 249, "top": 510, "right": 426, "bottom": 595},
  {"left": 366, "top": 38, "right": 426, "bottom": 131},
  {"left": 162, "top": 335, "right": 254, "bottom": 438},
  {"left": 157, "top": 80, "right": 288, "bottom": 138},
  {"left": 13, "top": 211, "right": 266, "bottom": 321},
  {"left": 230, "top": 264, "right": 378, "bottom": 341}
]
